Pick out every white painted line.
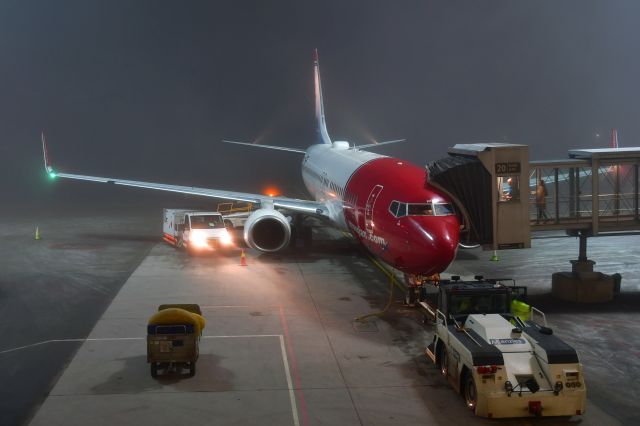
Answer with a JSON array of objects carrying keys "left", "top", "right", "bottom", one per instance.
[
  {"left": 3, "top": 333, "right": 301, "bottom": 426},
  {"left": 0, "top": 338, "right": 141, "bottom": 355},
  {"left": 0, "top": 335, "right": 281, "bottom": 354},
  {"left": 279, "top": 334, "right": 300, "bottom": 426}
]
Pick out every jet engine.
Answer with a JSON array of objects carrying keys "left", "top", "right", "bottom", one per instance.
[{"left": 243, "top": 208, "right": 291, "bottom": 252}]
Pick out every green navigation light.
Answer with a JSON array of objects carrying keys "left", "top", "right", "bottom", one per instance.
[{"left": 48, "top": 171, "right": 57, "bottom": 179}]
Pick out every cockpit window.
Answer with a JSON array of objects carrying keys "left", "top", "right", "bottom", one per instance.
[
  {"left": 389, "top": 201, "right": 399, "bottom": 216},
  {"left": 407, "top": 203, "right": 434, "bottom": 216},
  {"left": 390, "top": 201, "right": 455, "bottom": 218},
  {"left": 433, "top": 203, "right": 455, "bottom": 216}
]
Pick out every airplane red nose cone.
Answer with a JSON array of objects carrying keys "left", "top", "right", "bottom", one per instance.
[{"left": 403, "top": 217, "right": 460, "bottom": 275}]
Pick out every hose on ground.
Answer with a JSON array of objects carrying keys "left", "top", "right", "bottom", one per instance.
[{"left": 354, "top": 270, "right": 397, "bottom": 323}]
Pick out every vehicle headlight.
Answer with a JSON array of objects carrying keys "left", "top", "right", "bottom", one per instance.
[
  {"left": 190, "top": 231, "right": 208, "bottom": 248},
  {"left": 220, "top": 230, "right": 233, "bottom": 245}
]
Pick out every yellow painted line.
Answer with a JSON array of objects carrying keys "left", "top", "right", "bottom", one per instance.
[
  {"left": 341, "top": 228, "right": 406, "bottom": 292},
  {"left": 367, "top": 255, "right": 407, "bottom": 292}
]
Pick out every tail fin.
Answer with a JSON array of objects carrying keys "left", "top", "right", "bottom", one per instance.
[
  {"left": 611, "top": 128, "right": 619, "bottom": 148},
  {"left": 314, "top": 49, "right": 331, "bottom": 145}
]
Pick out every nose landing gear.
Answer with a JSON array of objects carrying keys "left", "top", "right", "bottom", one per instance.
[{"left": 403, "top": 273, "right": 440, "bottom": 306}]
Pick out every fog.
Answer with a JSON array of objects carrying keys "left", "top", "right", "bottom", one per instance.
[{"left": 2, "top": 1, "right": 639, "bottom": 212}]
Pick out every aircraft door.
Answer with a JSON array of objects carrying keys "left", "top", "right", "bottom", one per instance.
[{"left": 365, "top": 185, "right": 383, "bottom": 233}]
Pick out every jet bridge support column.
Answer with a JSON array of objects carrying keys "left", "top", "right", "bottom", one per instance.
[{"left": 551, "top": 230, "right": 614, "bottom": 303}]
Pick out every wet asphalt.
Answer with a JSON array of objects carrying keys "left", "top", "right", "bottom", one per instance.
[{"left": 0, "top": 209, "right": 157, "bottom": 426}]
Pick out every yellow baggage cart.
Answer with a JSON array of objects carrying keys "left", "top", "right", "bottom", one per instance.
[{"left": 147, "top": 304, "right": 205, "bottom": 378}]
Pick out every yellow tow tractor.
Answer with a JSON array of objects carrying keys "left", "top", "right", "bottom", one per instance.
[
  {"left": 147, "top": 304, "right": 206, "bottom": 378},
  {"left": 422, "top": 277, "right": 586, "bottom": 418}
]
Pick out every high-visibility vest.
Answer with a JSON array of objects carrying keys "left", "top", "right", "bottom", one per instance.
[{"left": 511, "top": 299, "right": 531, "bottom": 321}]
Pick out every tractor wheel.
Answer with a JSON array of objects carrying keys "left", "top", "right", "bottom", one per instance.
[
  {"left": 439, "top": 346, "right": 449, "bottom": 377},
  {"left": 464, "top": 371, "right": 477, "bottom": 411}
]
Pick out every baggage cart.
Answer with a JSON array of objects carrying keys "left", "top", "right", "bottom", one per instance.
[{"left": 147, "top": 304, "right": 204, "bottom": 378}]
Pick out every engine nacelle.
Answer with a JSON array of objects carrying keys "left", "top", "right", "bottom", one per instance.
[{"left": 243, "top": 208, "right": 291, "bottom": 252}]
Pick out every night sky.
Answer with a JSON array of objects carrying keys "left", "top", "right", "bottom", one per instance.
[{"left": 2, "top": 1, "right": 640, "bottom": 211}]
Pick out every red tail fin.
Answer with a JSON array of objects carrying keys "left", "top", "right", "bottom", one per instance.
[{"left": 610, "top": 128, "right": 619, "bottom": 149}]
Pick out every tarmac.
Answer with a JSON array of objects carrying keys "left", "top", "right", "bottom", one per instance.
[
  {"left": 0, "top": 211, "right": 157, "bottom": 426},
  {"left": 14, "top": 218, "right": 637, "bottom": 426},
  {"left": 2, "top": 207, "right": 638, "bottom": 425}
]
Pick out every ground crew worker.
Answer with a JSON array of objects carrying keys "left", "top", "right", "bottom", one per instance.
[{"left": 536, "top": 179, "right": 549, "bottom": 222}]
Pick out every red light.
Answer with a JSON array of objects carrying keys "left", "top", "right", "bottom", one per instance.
[
  {"left": 528, "top": 401, "right": 542, "bottom": 415},
  {"left": 477, "top": 365, "right": 498, "bottom": 374},
  {"left": 262, "top": 186, "right": 281, "bottom": 197}
]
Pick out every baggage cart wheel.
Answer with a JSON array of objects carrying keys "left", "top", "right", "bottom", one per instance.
[
  {"left": 150, "top": 363, "right": 159, "bottom": 378},
  {"left": 189, "top": 362, "right": 196, "bottom": 377},
  {"left": 464, "top": 371, "right": 477, "bottom": 411}
]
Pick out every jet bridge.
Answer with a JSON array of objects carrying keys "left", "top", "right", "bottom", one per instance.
[
  {"left": 427, "top": 143, "right": 531, "bottom": 251},
  {"left": 529, "top": 148, "right": 640, "bottom": 234},
  {"left": 428, "top": 144, "right": 640, "bottom": 303}
]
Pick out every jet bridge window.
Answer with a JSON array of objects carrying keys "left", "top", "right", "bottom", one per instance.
[{"left": 498, "top": 176, "right": 520, "bottom": 202}]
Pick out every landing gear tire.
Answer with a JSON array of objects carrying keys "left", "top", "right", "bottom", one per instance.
[
  {"left": 150, "top": 363, "right": 159, "bottom": 378},
  {"left": 188, "top": 362, "right": 196, "bottom": 377},
  {"left": 301, "top": 226, "right": 312, "bottom": 249},
  {"left": 289, "top": 227, "right": 298, "bottom": 249},
  {"left": 464, "top": 371, "right": 477, "bottom": 411}
]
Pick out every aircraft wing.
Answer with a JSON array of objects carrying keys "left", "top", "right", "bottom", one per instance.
[{"left": 42, "top": 134, "right": 328, "bottom": 216}]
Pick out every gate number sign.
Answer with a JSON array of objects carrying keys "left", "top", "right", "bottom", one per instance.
[{"left": 495, "top": 162, "right": 520, "bottom": 176}]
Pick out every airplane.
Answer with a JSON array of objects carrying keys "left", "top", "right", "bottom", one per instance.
[{"left": 41, "top": 50, "right": 460, "bottom": 280}]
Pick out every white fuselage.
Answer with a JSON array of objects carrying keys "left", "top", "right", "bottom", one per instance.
[{"left": 301, "top": 142, "right": 384, "bottom": 228}]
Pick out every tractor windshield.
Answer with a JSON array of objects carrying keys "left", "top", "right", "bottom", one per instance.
[{"left": 449, "top": 292, "right": 509, "bottom": 316}]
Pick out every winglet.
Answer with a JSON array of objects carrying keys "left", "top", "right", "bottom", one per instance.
[
  {"left": 41, "top": 132, "right": 56, "bottom": 178},
  {"left": 611, "top": 128, "right": 619, "bottom": 149},
  {"left": 313, "top": 49, "right": 331, "bottom": 145}
]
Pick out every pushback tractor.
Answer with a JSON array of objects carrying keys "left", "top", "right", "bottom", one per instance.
[{"left": 423, "top": 277, "right": 586, "bottom": 418}]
